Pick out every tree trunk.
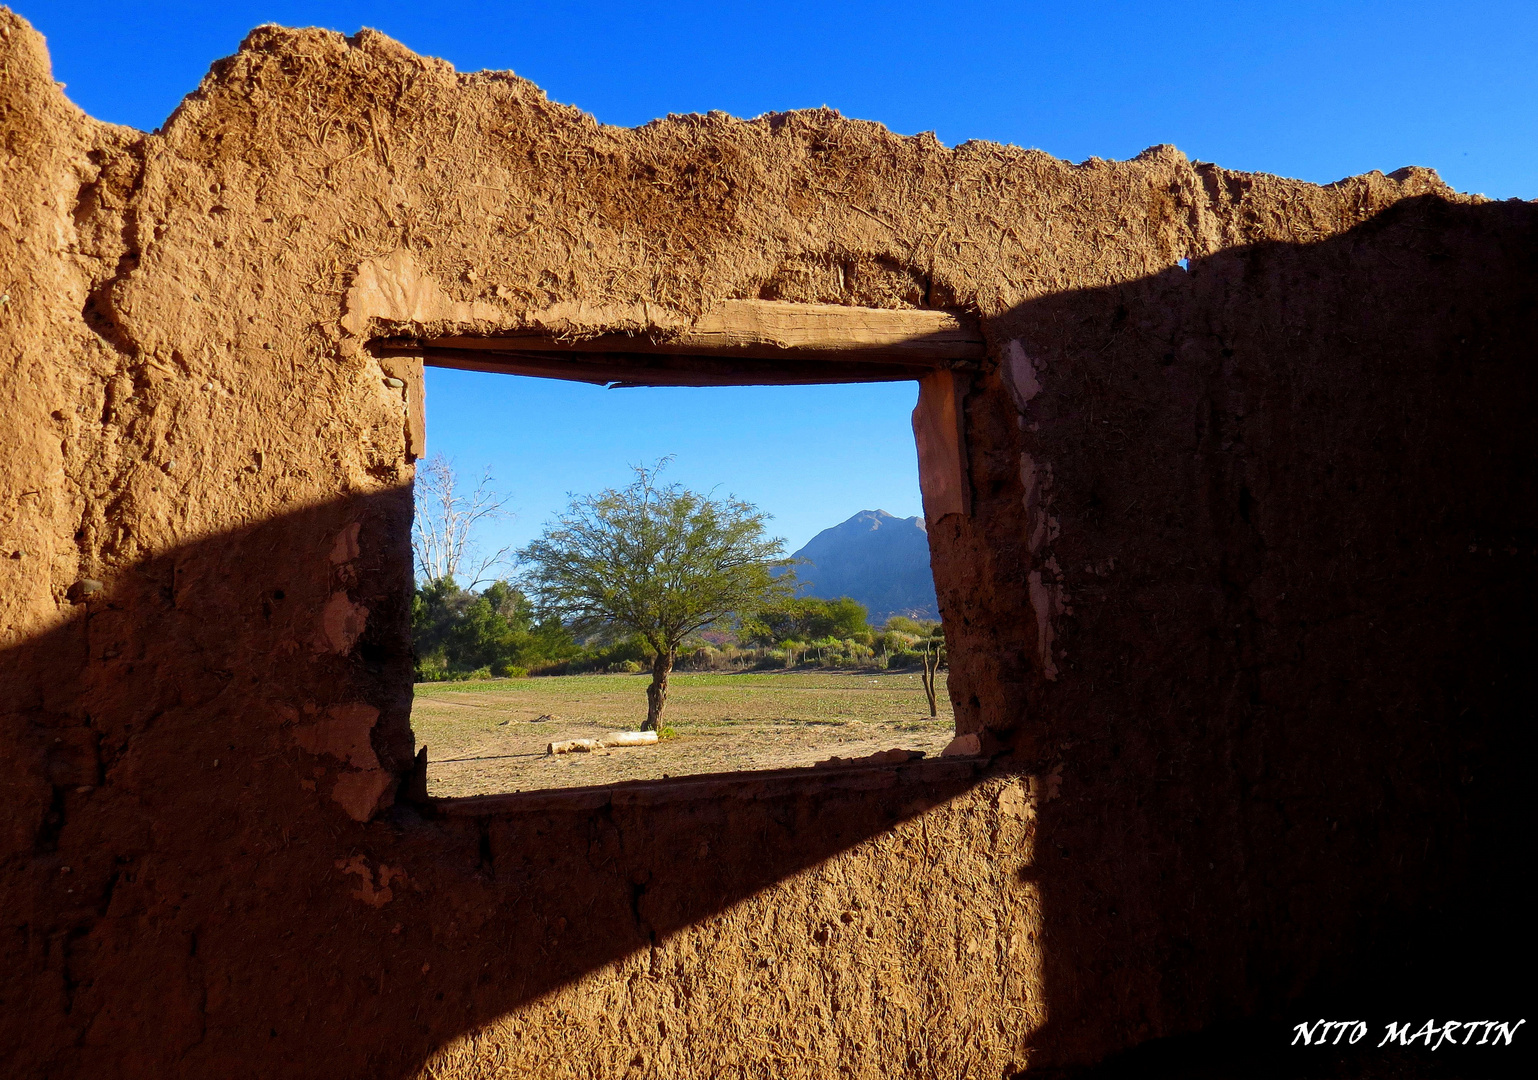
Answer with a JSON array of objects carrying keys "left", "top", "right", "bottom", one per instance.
[
  {"left": 644, "top": 649, "right": 674, "bottom": 731},
  {"left": 921, "top": 643, "right": 940, "bottom": 717}
]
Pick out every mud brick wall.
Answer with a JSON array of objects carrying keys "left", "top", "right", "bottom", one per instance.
[{"left": 2, "top": 11, "right": 1531, "bottom": 1077}]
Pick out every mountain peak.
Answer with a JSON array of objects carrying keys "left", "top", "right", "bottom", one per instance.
[
  {"left": 791, "top": 510, "right": 937, "bottom": 625},
  {"left": 824, "top": 509, "right": 926, "bottom": 534}
]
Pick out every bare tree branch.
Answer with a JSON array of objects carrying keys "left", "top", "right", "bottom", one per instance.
[{"left": 412, "top": 453, "right": 513, "bottom": 588}]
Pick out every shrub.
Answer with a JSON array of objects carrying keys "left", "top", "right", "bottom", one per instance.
[
  {"left": 883, "top": 615, "right": 938, "bottom": 636},
  {"left": 412, "top": 577, "right": 582, "bottom": 679},
  {"left": 676, "top": 645, "right": 719, "bottom": 670},
  {"left": 751, "top": 649, "right": 788, "bottom": 671},
  {"left": 741, "top": 596, "right": 872, "bottom": 646},
  {"left": 678, "top": 644, "right": 771, "bottom": 672},
  {"left": 877, "top": 629, "right": 919, "bottom": 655},
  {"left": 415, "top": 654, "right": 450, "bottom": 682}
]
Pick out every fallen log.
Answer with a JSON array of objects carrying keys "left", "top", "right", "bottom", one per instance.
[
  {"left": 548, "top": 730, "right": 659, "bottom": 755},
  {"left": 603, "top": 731, "right": 658, "bottom": 747}
]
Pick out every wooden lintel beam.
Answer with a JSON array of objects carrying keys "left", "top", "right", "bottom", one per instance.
[
  {"left": 379, "top": 299, "right": 986, "bottom": 367},
  {"left": 404, "top": 349, "right": 612, "bottom": 386},
  {"left": 381, "top": 346, "right": 944, "bottom": 387}
]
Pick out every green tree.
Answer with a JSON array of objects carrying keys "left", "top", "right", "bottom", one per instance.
[
  {"left": 519, "top": 462, "right": 794, "bottom": 730},
  {"left": 411, "top": 577, "right": 578, "bottom": 680},
  {"left": 411, "top": 577, "right": 471, "bottom": 674}
]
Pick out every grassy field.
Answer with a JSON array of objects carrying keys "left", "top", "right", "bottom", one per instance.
[{"left": 412, "top": 669, "right": 955, "bottom": 796}]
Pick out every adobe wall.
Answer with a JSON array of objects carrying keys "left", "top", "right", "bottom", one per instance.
[{"left": 2, "top": 11, "right": 1531, "bottom": 1077}]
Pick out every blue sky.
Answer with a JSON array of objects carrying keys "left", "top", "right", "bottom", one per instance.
[{"left": 21, "top": 1, "right": 1536, "bottom": 557}]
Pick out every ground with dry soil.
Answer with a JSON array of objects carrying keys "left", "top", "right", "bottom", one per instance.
[{"left": 412, "top": 669, "right": 954, "bottom": 796}]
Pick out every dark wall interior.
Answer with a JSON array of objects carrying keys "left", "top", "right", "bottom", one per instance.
[{"left": 939, "top": 193, "right": 1536, "bottom": 1066}]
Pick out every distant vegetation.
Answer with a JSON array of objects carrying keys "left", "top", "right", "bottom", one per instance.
[
  {"left": 411, "top": 577, "right": 579, "bottom": 682},
  {"left": 412, "top": 581, "right": 943, "bottom": 683},
  {"left": 409, "top": 455, "right": 946, "bottom": 696}
]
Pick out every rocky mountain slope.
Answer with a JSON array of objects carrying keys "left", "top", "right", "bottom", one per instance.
[{"left": 790, "top": 510, "right": 938, "bottom": 625}]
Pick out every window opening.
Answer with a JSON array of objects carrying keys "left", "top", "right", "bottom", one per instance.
[{"left": 380, "top": 301, "right": 983, "bottom": 798}]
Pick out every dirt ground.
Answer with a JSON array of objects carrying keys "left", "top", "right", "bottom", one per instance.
[{"left": 412, "top": 670, "right": 955, "bottom": 796}]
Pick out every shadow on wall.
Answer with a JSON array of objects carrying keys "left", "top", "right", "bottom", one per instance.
[
  {"left": 0, "top": 490, "right": 990, "bottom": 1077},
  {"left": 990, "top": 192, "right": 1536, "bottom": 1072},
  {"left": 0, "top": 193, "right": 1533, "bottom": 1079}
]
